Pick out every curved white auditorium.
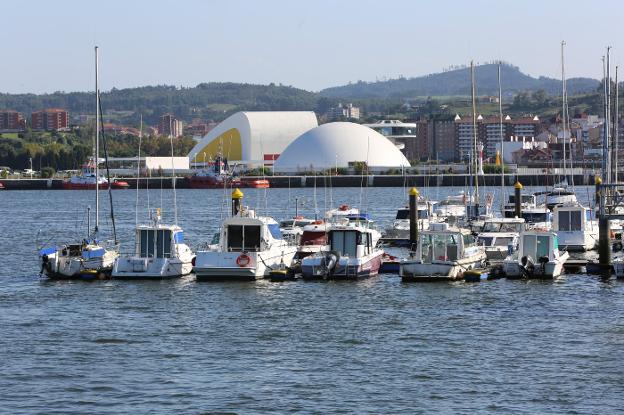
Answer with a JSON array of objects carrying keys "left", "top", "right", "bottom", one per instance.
[
  {"left": 272, "top": 122, "right": 411, "bottom": 173},
  {"left": 188, "top": 111, "right": 318, "bottom": 165}
]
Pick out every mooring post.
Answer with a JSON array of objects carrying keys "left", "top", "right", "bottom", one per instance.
[
  {"left": 231, "top": 188, "right": 243, "bottom": 216},
  {"left": 409, "top": 187, "right": 419, "bottom": 251},
  {"left": 514, "top": 181, "right": 523, "bottom": 218}
]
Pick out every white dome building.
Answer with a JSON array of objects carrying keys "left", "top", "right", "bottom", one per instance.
[{"left": 273, "top": 122, "right": 411, "bottom": 173}]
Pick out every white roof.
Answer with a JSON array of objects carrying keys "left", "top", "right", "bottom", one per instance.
[{"left": 273, "top": 122, "right": 411, "bottom": 172}]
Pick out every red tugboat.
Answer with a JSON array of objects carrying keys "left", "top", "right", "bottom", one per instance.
[
  {"left": 188, "top": 156, "right": 241, "bottom": 189},
  {"left": 62, "top": 159, "right": 129, "bottom": 190}
]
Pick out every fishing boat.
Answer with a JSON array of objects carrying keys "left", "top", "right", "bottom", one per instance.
[
  {"left": 552, "top": 203, "right": 597, "bottom": 251},
  {"left": 194, "top": 189, "right": 297, "bottom": 281},
  {"left": 188, "top": 156, "right": 241, "bottom": 189},
  {"left": 503, "top": 229, "right": 569, "bottom": 279},
  {"left": 38, "top": 46, "right": 119, "bottom": 279},
  {"left": 62, "top": 159, "right": 129, "bottom": 190},
  {"left": 301, "top": 223, "right": 383, "bottom": 280},
  {"left": 399, "top": 223, "right": 486, "bottom": 281},
  {"left": 477, "top": 217, "right": 524, "bottom": 261},
  {"left": 112, "top": 210, "right": 193, "bottom": 279}
]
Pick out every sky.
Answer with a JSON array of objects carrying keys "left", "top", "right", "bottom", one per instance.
[{"left": 2, "top": 0, "right": 623, "bottom": 94}]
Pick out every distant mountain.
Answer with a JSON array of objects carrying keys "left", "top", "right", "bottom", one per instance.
[{"left": 319, "top": 63, "right": 600, "bottom": 99}]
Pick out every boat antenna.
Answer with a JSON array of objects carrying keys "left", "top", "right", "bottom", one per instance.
[
  {"left": 94, "top": 45, "right": 100, "bottom": 237},
  {"left": 98, "top": 91, "right": 118, "bottom": 245},
  {"left": 498, "top": 61, "right": 505, "bottom": 213},
  {"left": 135, "top": 114, "right": 142, "bottom": 227},
  {"left": 169, "top": 116, "right": 178, "bottom": 225}
]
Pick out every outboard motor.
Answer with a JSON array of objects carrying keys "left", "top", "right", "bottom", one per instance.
[
  {"left": 538, "top": 256, "right": 549, "bottom": 276},
  {"left": 520, "top": 255, "right": 535, "bottom": 278},
  {"left": 320, "top": 251, "right": 340, "bottom": 278}
]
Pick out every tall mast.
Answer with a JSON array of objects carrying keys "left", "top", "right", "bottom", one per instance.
[
  {"left": 603, "top": 48, "right": 612, "bottom": 184},
  {"left": 95, "top": 46, "right": 100, "bottom": 234},
  {"left": 169, "top": 117, "right": 178, "bottom": 225},
  {"left": 498, "top": 61, "right": 504, "bottom": 210},
  {"left": 561, "top": 41, "right": 567, "bottom": 185},
  {"left": 470, "top": 61, "right": 479, "bottom": 207},
  {"left": 616, "top": 66, "right": 620, "bottom": 183}
]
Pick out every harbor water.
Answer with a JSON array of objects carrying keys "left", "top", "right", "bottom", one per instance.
[{"left": 2, "top": 186, "right": 624, "bottom": 414}]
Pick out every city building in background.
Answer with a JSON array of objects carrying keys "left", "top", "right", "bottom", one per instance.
[
  {"left": 0, "top": 110, "right": 26, "bottom": 132},
  {"left": 363, "top": 120, "right": 418, "bottom": 160},
  {"left": 31, "top": 109, "right": 69, "bottom": 131},
  {"left": 158, "top": 113, "right": 184, "bottom": 137},
  {"left": 325, "top": 103, "right": 360, "bottom": 121}
]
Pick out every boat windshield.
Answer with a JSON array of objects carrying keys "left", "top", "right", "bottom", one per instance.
[
  {"left": 482, "top": 222, "right": 523, "bottom": 232},
  {"left": 522, "top": 212, "right": 550, "bottom": 223},
  {"left": 300, "top": 231, "right": 327, "bottom": 247},
  {"left": 558, "top": 210, "right": 582, "bottom": 231},
  {"left": 478, "top": 236, "right": 494, "bottom": 247},
  {"left": 396, "top": 209, "right": 429, "bottom": 219},
  {"left": 494, "top": 237, "right": 514, "bottom": 246},
  {"left": 140, "top": 229, "right": 172, "bottom": 258},
  {"left": 420, "top": 233, "right": 460, "bottom": 263},
  {"left": 331, "top": 230, "right": 358, "bottom": 257},
  {"left": 227, "top": 225, "right": 261, "bottom": 252},
  {"left": 522, "top": 234, "right": 551, "bottom": 260}
]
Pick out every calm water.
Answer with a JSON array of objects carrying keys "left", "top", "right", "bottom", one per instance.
[{"left": 1, "top": 186, "right": 623, "bottom": 414}]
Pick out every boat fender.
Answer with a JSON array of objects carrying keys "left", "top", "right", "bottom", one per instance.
[{"left": 236, "top": 253, "right": 251, "bottom": 267}]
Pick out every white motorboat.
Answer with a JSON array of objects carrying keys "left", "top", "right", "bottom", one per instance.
[
  {"left": 279, "top": 217, "right": 315, "bottom": 246},
  {"left": 399, "top": 223, "right": 487, "bottom": 281},
  {"left": 503, "top": 230, "right": 569, "bottom": 279},
  {"left": 434, "top": 192, "right": 471, "bottom": 219},
  {"left": 503, "top": 193, "right": 537, "bottom": 218},
  {"left": 296, "top": 220, "right": 330, "bottom": 260},
  {"left": 384, "top": 202, "right": 437, "bottom": 238},
  {"left": 301, "top": 223, "right": 383, "bottom": 280},
  {"left": 544, "top": 187, "right": 578, "bottom": 210},
  {"left": 194, "top": 191, "right": 297, "bottom": 281},
  {"left": 112, "top": 210, "right": 194, "bottom": 279},
  {"left": 477, "top": 218, "right": 525, "bottom": 261},
  {"left": 552, "top": 203, "right": 597, "bottom": 251},
  {"left": 521, "top": 207, "right": 552, "bottom": 230}
]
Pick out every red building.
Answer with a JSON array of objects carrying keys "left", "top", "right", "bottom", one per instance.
[
  {"left": 0, "top": 110, "right": 26, "bottom": 132},
  {"left": 31, "top": 109, "right": 69, "bottom": 131}
]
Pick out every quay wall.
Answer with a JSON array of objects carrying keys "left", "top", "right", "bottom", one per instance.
[{"left": 0, "top": 174, "right": 595, "bottom": 190}]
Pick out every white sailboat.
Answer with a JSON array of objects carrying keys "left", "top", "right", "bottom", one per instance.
[{"left": 38, "top": 46, "right": 119, "bottom": 279}]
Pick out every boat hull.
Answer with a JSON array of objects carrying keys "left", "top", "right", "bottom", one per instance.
[
  {"left": 194, "top": 248, "right": 296, "bottom": 281},
  {"left": 400, "top": 254, "right": 486, "bottom": 282},
  {"left": 556, "top": 231, "right": 597, "bottom": 252},
  {"left": 301, "top": 251, "right": 383, "bottom": 280},
  {"left": 503, "top": 253, "right": 568, "bottom": 279},
  {"left": 40, "top": 249, "right": 118, "bottom": 280},
  {"left": 112, "top": 257, "right": 193, "bottom": 279}
]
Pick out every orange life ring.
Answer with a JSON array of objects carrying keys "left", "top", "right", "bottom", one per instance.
[{"left": 236, "top": 254, "right": 251, "bottom": 267}]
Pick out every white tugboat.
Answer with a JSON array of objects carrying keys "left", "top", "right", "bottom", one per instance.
[
  {"left": 503, "top": 230, "right": 569, "bottom": 279},
  {"left": 112, "top": 211, "right": 194, "bottom": 279},
  {"left": 399, "top": 223, "right": 487, "bottom": 282},
  {"left": 301, "top": 222, "right": 383, "bottom": 280},
  {"left": 194, "top": 189, "right": 297, "bottom": 281},
  {"left": 552, "top": 204, "right": 598, "bottom": 251}
]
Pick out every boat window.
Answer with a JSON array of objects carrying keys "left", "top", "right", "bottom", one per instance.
[
  {"left": 420, "top": 234, "right": 432, "bottom": 263},
  {"left": 174, "top": 231, "right": 183, "bottom": 243},
  {"left": 330, "top": 230, "right": 358, "bottom": 257},
  {"left": 586, "top": 210, "right": 593, "bottom": 222},
  {"left": 227, "top": 225, "right": 262, "bottom": 252},
  {"left": 536, "top": 235, "right": 550, "bottom": 259},
  {"left": 140, "top": 229, "right": 155, "bottom": 258},
  {"left": 522, "top": 212, "right": 548, "bottom": 223},
  {"left": 418, "top": 210, "right": 429, "bottom": 219},
  {"left": 495, "top": 237, "right": 513, "bottom": 247},
  {"left": 523, "top": 235, "right": 537, "bottom": 260},
  {"left": 500, "top": 223, "right": 519, "bottom": 232},
  {"left": 211, "top": 232, "right": 220, "bottom": 245},
  {"left": 396, "top": 209, "right": 409, "bottom": 219},
  {"left": 478, "top": 236, "right": 494, "bottom": 246},
  {"left": 482, "top": 222, "right": 501, "bottom": 232},
  {"left": 156, "top": 230, "right": 172, "bottom": 258},
  {"left": 570, "top": 211, "right": 582, "bottom": 231},
  {"left": 268, "top": 224, "right": 283, "bottom": 240},
  {"left": 463, "top": 234, "right": 475, "bottom": 246}
]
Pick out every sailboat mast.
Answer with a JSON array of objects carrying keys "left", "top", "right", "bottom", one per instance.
[
  {"left": 95, "top": 46, "right": 100, "bottom": 234},
  {"left": 616, "top": 66, "right": 619, "bottom": 183},
  {"left": 169, "top": 117, "right": 178, "bottom": 225},
  {"left": 603, "top": 48, "right": 612, "bottom": 183},
  {"left": 470, "top": 61, "right": 479, "bottom": 207},
  {"left": 498, "top": 62, "right": 504, "bottom": 209},
  {"left": 561, "top": 41, "right": 567, "bottom": 185}
]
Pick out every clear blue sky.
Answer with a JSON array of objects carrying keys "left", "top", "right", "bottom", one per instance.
[{"left": 3, "top": 0, "right": 623, "bottom": 94}]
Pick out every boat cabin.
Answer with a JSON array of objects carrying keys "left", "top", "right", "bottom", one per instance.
[
  {"left": 417, "top": 223, "right": 477, "bottom": 263},
  {"left": 221, "top": 216, "right": 283, "bottom": 253},
  {"left": 328, "top": 227, "right": 375, "bottom": 258},
  {"left": 518, "top": 231, "right": 559, "bottom": 262},
  {"left": 136, "top": 226, "right": 184, "bottom": 258},
  {"left": 553, "top": 205, "right": 594, "bottom": 232},
  {"left": 395, "top": 206, "right": 430, "bottom": 220},
  {"left": 521, "top": 208, "right": 552, "bottom": 225},
  {"left": 481, "top": 218, "right": 525, "bottom": 233}
]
